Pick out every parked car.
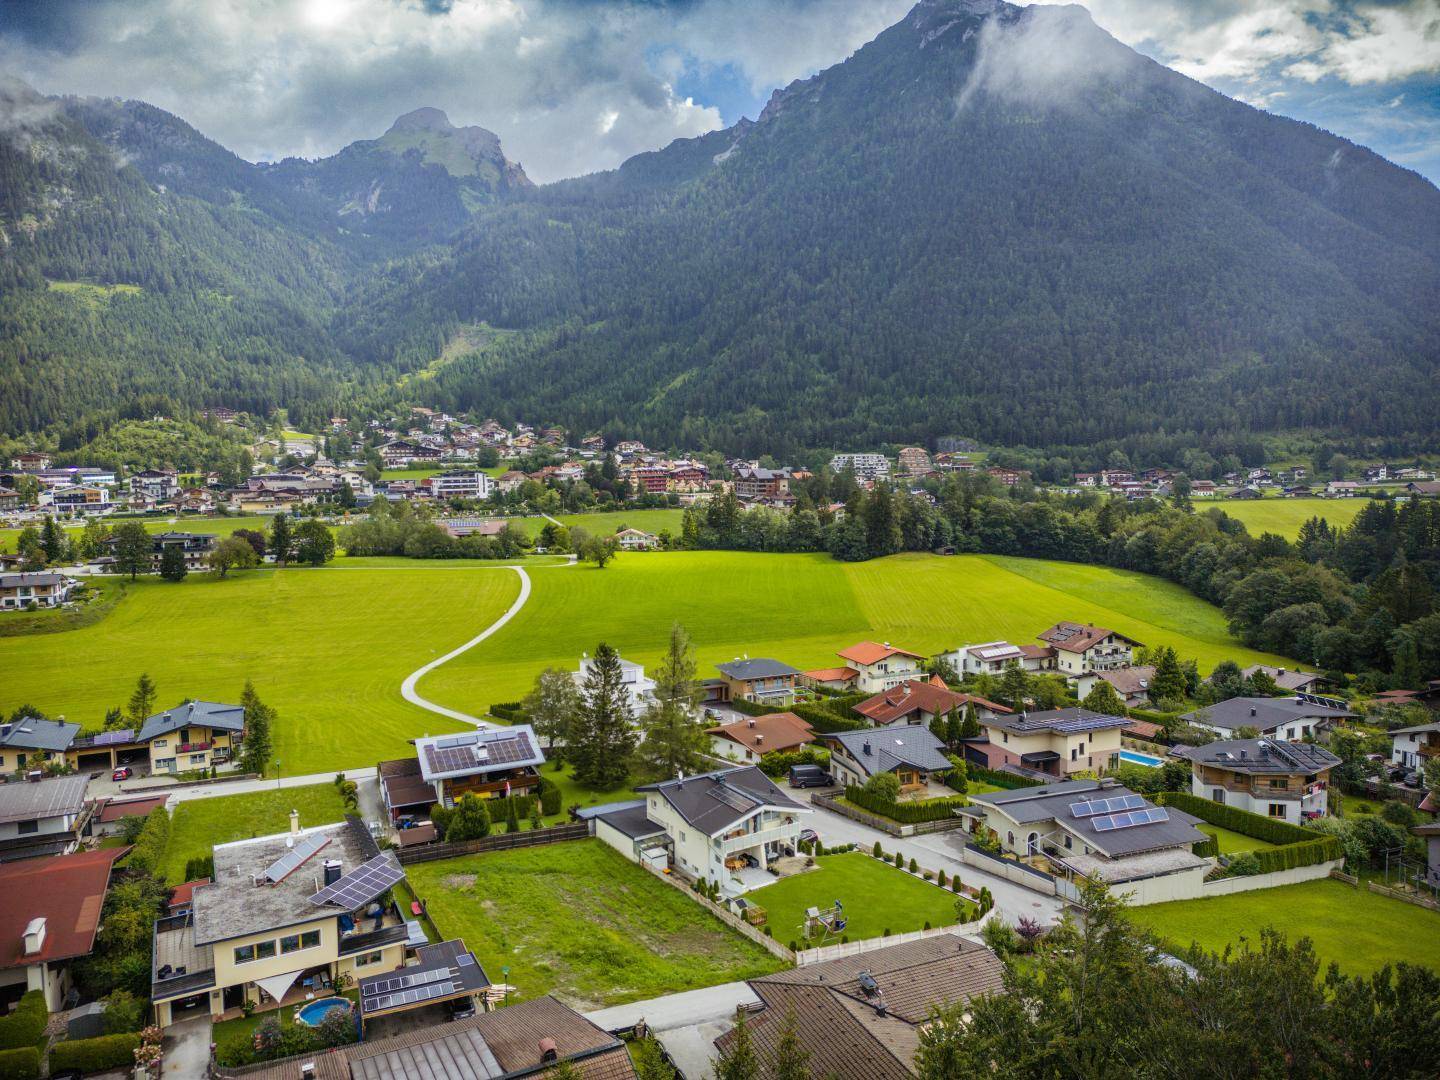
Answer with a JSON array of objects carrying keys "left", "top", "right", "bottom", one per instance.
[
  {"left": 446, "top": 998, "right": 477, "bottom": 1021},
  {"left": 111, "top": 766, "right": 132, "bottom": 781},
  {"left": 799, "top": 828, "right": 820, "bottom": 845},
  {"left": 788, "top": 764, "right": 833, "bottom": 788}
]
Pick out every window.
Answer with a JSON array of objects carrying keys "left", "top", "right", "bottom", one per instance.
[
  {"left": 17, "top": 819, "right": 39, "bottom": 835},
  {"left": 1070, "top": 748, "right": 1077, "bottom": 761},
  {"left": 1268, "top": 803, "right": 1287, "bottom": 818},
  {"left": 1063, "top": 835, "right": 1072, "bottom": 849},
  {"left": 281, "top": 930, "right": 322, "bottom": 954},
  {"left": 1002, "top": 732, "right": 1008, "bottom": 744},
  {"left": 234, "top": 940, "right": 277, "bottom": 964},
  {"left": 154, "top": 739, "right": 167, "bottom": 749},
  {"left": 353, "top": 951, "right": 384, "bottom": 968},
  {"left": 1268, "top": 778, "right": 1286, "bottom": 789},
  {"left": 1286, "top": 728, "right": 1295, "bottom": 740},
  {"left": 190, "top": 754, "right": 206, "bottom": 765}
]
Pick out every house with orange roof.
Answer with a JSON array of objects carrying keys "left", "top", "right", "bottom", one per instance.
[
  {"left": 835, "top": 641, "right": 926, "bottom": 694},
  {"left": 854, "top": 680, "right": 1010, "bottom": 728},
  {"left": 707, "top": 713, "right": 815, "bottom": 765},
  {"left": 800, "top": 666, "right": 859, "bottom": 692}
]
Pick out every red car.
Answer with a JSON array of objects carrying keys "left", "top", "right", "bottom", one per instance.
[{"left": 112, "top": 767, "right": 132, "bottom": 781}]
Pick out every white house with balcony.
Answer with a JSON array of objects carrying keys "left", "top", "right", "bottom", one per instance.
[
  {"left": 574, "top": 653, "right": 656, "bottom": 715},
  {"left": 601, "top": 767, "right": 810, "bottom": 896},
  {"left": 1037, "top": 622, "right": 1141, "bottom": 676},
  {"left": 834, "top": 641, "right": 925, "bottom": 694}
]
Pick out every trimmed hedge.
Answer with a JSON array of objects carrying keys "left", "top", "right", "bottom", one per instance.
[
  {"left": 488, "top": 702, "right": 529, "bottom": 723},
  {"left": 0, "top": 1047, "right": 39, "bottom": 1080},
  {"left": 49, "top": 1034, "right": 141, "bottom": 1075},
  {"left": 969, "top": 766, "right": 1044, "bottom": 790},
  {"left": 1127, "top": 707, "right": 1181, "bottom": 727},
  {"left": 844, "top": 785, "right": 968, "bottom": 823},
  {"left": 729, "top": 698, "right": 784, "bottom": 717},
  {"left": 538, "top": 779, "right": 562, "bottom": 816},
  {"left": 0, "top": 992, "right": 45, "bottom": 1051},
  {"left": 126, "top": 806, "right": 170, "bottom": 878},
  {"left": 1156, "top": 791, "right": 1342, "bottom": 872},
  {"left": 731, "top": 694, "right": 870, "bottom": 733},
  {"left": 1192, "top": 835, "right": 1219, "bottom": 859}
]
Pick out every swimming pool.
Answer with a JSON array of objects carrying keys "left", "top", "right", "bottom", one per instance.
[
  {"left": 1118, "top": 749, "right": 1165, "bottom": 768},
  {"left": 295, "top": 998, "right": 352, "bottom": 1027}
]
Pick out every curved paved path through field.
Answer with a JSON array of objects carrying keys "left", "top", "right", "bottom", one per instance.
[{"left": 399, "top": 564, "right": 532, "bottom": 729}]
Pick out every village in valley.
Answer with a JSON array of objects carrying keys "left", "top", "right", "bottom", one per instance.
[{"left": 2, "top": 408, "right": 1440, "bottom": 1079}]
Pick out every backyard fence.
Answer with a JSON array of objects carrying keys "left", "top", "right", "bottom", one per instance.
[
  {"left": 396, "top": 822, "right": 588, "bottom": 864},
  {"left": 795, "top": 915, "right": 989, "bottom": 966}
]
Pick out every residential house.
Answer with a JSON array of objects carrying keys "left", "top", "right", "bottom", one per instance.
[
  {"left": 0, "top": 572, "right": 76, "bottom": 610},
  {"left": 853, "top": 680, "right": 1010, "bottom": 727},
  {"left": 0, "top": 716, "right": 82, "bottom": 775},
  {"left": 800, "top": 666, "right": 860, "bottom": 691},
  {"left": 377, "top": 440, "right": 442, "bottom": 467},
  {"left": 897, "top": 447, "right": 934, "bottom": 476},
  {"left": 1238, "top": 665, "right": 1326, "bottom": 694},
  {"left": 496, "top": 470, "right": 528, "bottom": 493},
  {"left": 963, "top": 778, "right": 1210, "bottom": 903},
  {"left": 707, "top": 713, "right": 814, "bottom": 765},
  {"left": 98, "top": 531, "right": 216, "bottom": 573},
  {"left": 242, "top": 995, "right": 637, "bottom": 1080},
  {"left": 9, "top": 452, "right": 50, "bottom": 471},
  {"left": 715, "top": 658, "right": 801, "bottom": 705},
  {"left": 577, "top": 654, "right": 656, "bottom": 713},
  {"left": 939, "top": 640, "right": 1056, "bottom": 676},
  {"left": 405, "top": 726, "right": 546, "bottom": 811},
  {"left": 828, "top": 453, "right": 890, "bottom": 482},
  {"left": 427, "top": 470, "right": 495, "bottom": 501},
  {"left": 821, "top": 727, "right": 952, "bottom": 792},
  {"left": 733, "top": 467, "right": 792, "bottom": 502},
  {"left": 0, "top": 774, "right": 90, "bottom": 861},
  {"left": 614, "top": 527, "right": 659, "bottom": 550},
  {"left": 130, "top": 469, "right": 181, "bottom": 501},
  {"left": 1326, "top": 480, "right": 1361, "bottom": 497},
  {"left": 977, "top": 707, "right": 1129, "bottom": 778},
  {"left": 137, "top": 701, "right": 244, "bottom": 775},
  {"left": 1390, "top": 719, "right": 1440, "bottom": 770},
  {"left": 1227, "top": 486, "right": 1264, "bottom": 500},
  {"left": 48, "top": 484, "right": 110, "bottom": 514},
  {"left": 0, "top": 848, "right": 126, "bottom": 1010},
  {"left": 1037, "top": 622, "right": 1141, "bottom": 675},
  {"left": 581, "top": 434, "right": 606, "bottom": 452},
  {"left": 63, "top": 728, "right": 147, "bottom": 774},
  {"left": 612, "top": 766, "right": 809, "bottom": 895},
  {"left": 1191, "top": 480, "right": 1217, "bottom": 497},
  {"left": 835, "top": 641, "right": 925, "bottom": 694},
  {"left": 1414, "top": 822, "right": 1440, "bottom": 888},
  {"left": 1177, "top": 738, "right": 1339, "bottom": 823},
  {"left": 987, "top": 467, "right": 1025, "bottom": 486},
  {"left": 0, "top": 488, "right": 20, "bottom": 513},
  {"left": 88, "top": 794, "right": 169, "bottom": 839},
  {"left": 1071, "top": 666, "right": 1157, "bottom": 709},
  {"left": 1180, "top": 695, "right": 1355, "bottom": 741},
  {"left": 151, "top": 814, "right": 410, "bottom": 1026},
  {"left": 713, "top": 936, "right": 1005, "bottom": 1080}
]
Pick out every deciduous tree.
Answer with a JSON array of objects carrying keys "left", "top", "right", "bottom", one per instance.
[
  {"left": 207, "top": 536, "right": 259, "bottom": 578},
  {"left": 522, "top": 667, "right": 581, "bottom": 751},
  {"left": 158, "top": 543, "right": 188, "bottom": 582}
]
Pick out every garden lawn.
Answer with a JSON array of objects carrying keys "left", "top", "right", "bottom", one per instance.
[
  {"left": 744, "top": 852, "right": 971, "bottom": 945},
  {"left": 420, "top": 551, "right": 1292, "bottom": 720},
  {"left": 1130, "top": 878, "right": 1440, "bottom": 976},
  {"left": 0, "top": 565, "right": 520, "bottom": 776},
  {"left": 1196, "top": 823, "right": 1280, "bottom": 855},
  {"left": 1214, "top": 497, "right": 1370, "bottom": 539},
  {"left": 515, "top": 509, "right": 687, "bottom": 539},
  {"left": 211, "top": 990, "right": 358, "bottom": 1068},
  {"left": 538, "top": 762, "right": 647, "bottom": 824},
  {"left": 404, "top": 840, "right": 785, "bottom": 1010},
  {"left": 164, "top": 784, "right": 350, "bottom": 884}
]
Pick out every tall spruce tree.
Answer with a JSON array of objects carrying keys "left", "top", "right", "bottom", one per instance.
[
  {"left": 112, "top": 522, "right": 152, "bottom": 580},
  {"left": 570, "top": 642, "right": 638, "bottom": 789},
  {"left": 269, "top": 513, "right": 293, "bottom": 565},
  {"left": 158, "top": 542, "right": 188, "bottom": 582},
  {"left": 127, "top": 674, "right": 157, "bottom": 726},
  {"left": 1082, "top": 679, "right": 1129, "bottom": 717},
  {"left": 238, "top": 679, "right": 274, "bottom": 775},
  {"left": 1150, "top": 646, "right": 1187, "bottom": 703}
]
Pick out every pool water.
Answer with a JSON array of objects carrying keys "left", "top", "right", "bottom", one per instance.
[
  {"left": 1118, "top": 749, "right": 1164, "bottom": 768},
  {"left": 296, "top": 998, "right": 352, "bottom": 1026}
]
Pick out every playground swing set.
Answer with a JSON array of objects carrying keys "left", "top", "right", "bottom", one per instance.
[{"left": 801, "top": 899, "right": 847, "bottom": 943}]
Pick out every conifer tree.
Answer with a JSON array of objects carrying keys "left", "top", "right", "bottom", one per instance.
[
  {"left": 127, "top": 674, "right": 157, "bottom": 726},
  {"left": 569, "top": 643, "right": 638, "bottom": 789}
]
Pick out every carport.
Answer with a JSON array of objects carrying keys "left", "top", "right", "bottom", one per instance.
[
  {"left": 357, "top": 939, "right": 489, "bottom": 1035},
  {"left": 69, "top": 729, "right": 146, "bottom": 773}
]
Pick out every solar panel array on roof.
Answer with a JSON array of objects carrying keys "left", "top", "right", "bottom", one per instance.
[
  {"left": 710, "top": 783, "right": 759, "bottom": 814},
  {"left": 362, "top": 965, "right": 462, "bottom": 1013},
  {"left": 90, "top": 730, "right": 135, "bottom": 746},
  {"left": 309, "top": 852, "right": 404, "bottom": 909},
  {"left": 1092, "top": 806, "right": 1170, "bottom": 832},
  {"left": 262, "top": 834, "right": 330, "bottom": 884},
  {"left": 1069, "top": 794, "right": 1146, "bottom": 818},
  {"left": 1049, "top": 713, "right": 1128, "bottom": 733},
  {"left": 481, "top": 734, "right": 532, "bottom": 765},
  {"left": 435, "top": 734, "right": 478, "bottom": 750}
]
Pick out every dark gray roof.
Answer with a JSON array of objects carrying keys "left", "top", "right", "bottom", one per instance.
[
  {"left": 970, "top": 779, "right": 1205, "bottom": 859},
  {"left": 0, "top": 572, "right": 70, "bottom": 587},
  {"left": 590, "top": 802, "right": 666, "bottom": 841},
  {"left": 640, "top": 766, "right": 806, "bottom": 835},
  {"left": 1391, "top": 720, "right": 1440, "bottom": 736},
  {"left": 1183, "top": 738, "right": 1341, "bottom": 775},
  {"left": 415, "top": 725, "right": 545, "bottom": 783},
  {"left": 1181, "top": 696, "right": 1354, "bottom": 733},
  {"left": 0, "top": 773, "right": 89, "bottom": 825},
  {"left": 824, "top": 727, "right": 952, "bottom": 779},
  {"left": 0, "top": 717, "right": 81, "bottom": 753},
  {"left": 715, "top": 658, "right": 801, "bottom": 681},
  {"left": 985, "top": 707, "right": 1129, "bottom": 736},
  {"left": 136, "top": 701, "right": 244, "bottom": 744}
]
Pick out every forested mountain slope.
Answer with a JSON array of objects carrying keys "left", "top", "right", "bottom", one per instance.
[{"left": 347, "top": 0, "right": 1440, "bottom": 455}]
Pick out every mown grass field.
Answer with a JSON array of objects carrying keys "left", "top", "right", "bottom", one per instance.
[
  {"left": 746, "top": 853, "right": 971, "bottom": 944},
  {"left": 0, "top": 566, "right": 520, "bottom": 775},
  {"left": 405, "top": 840, "right": 785, "bottom": 1009},
  {"left": 164, "top": 784, "right": 350, "bottom": 884},
  {"left": 1213, "top": 497, "right": 1371, "bottom": 538},
  {"left": 4, "top": 550, "right": 1289, "bottom": 776},
  {"left": 1131, "top": 879, "right": 1440, "bottom": 976},
  {"left": 1196, "top": 823, "right": 1280, "bottom": 855},
  {"left": 419, "top": 551, "right": 1291, "bottom": 717},
  {"left": 515, "top": 508, "right": 687, "bottom": 538}
]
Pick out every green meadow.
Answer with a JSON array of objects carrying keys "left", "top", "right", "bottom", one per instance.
[
  {"left": 517, "top": 508, "right": 688, "bottom": 538},
  {"left": 2, "top": 550, "right": 1290, "bottom": 776},
  {"left": 1213, "top": 497, "right": 1370, "bottom": 539},
  {"left": 419, "top": 551, "right": 1290, "bottom": 720},
  {"left": 0, "top": 515, "right": 279, "bottom": 553}
]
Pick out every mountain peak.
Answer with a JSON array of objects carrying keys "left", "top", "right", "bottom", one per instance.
[{"left": 387, "top": 107, "right": 454, "bottom": 134}]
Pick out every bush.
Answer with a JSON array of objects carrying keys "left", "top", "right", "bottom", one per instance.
[
  {"left": 968, "top": 765, "right": 1044, "bottom": 790},
  {"left": 908, "top": 857, "right": 919, "bottom": 873},
  {"left": 757, "top": 745, "right": 831, "bottom": 778},
  {"left": 789, "top": 702, "right": 869, "bottom": 734},
  {"left": 864, "top": 772, "right": 901, "bottom": 802},
  {"left": 981, "top": 917, "right": 1016, "bottom": 955},
  {"left": 0, "top": 1047, "right": 39, "bottom": 1080},
  {"left": 1192, "top": 835, "right": 1219, "bottom": 860},
  {"left": 101, "top": 990, "right": 146, "bottom": 1034},
  {"left": 1225, "top": 852, "right": 1263, "bottom": 876},
  {"left": 0, "top": 992, "right": 46, "bottom": 1051},
  {"left": 872, "top": 841, "right": 883, "bottom": 857},
  {"left": 538, "top": 780, "right": 562, "bottom": 816},
  {"left": 1381, "top": 801, "right": 1418, "bottom": 828},
  {"left": 49, "top": 1034, "right": 141, "bottom": 1074},
  {"left": 1155, "top": 792, "right": 1343, "bottom": 872},
  {"left": 182, "top": 855, "right": 214, "bottom": 882},
  {"left": 126, "top": 807, "right": 171, "bottom": 878}
]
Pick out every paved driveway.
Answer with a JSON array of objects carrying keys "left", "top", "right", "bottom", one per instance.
[{"left": 161, "top": 1015, "right": 211, "bottom": 1077}]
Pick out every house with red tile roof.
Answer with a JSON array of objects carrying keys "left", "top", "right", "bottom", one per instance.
[
  {"left": 1037, "top": 622, "right": 1142, "bottom": 676},
  {"left": 835, "top": 641, "right": 926, "bottom": 694},
  {"left": 853, "top": 680, "right": 1010, "bottom": 728},
  {"left": 0, "top": 847, "right": 127, "bottom": 1009},
  {"left": 800, "top": 666, "right": 860, "bottom": 692},
  {"left": 89, "top": 794, "right": 169, "bottom": 837},
  {"left": 707, "top": 713, "right": 815, "bottom": 764}
]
